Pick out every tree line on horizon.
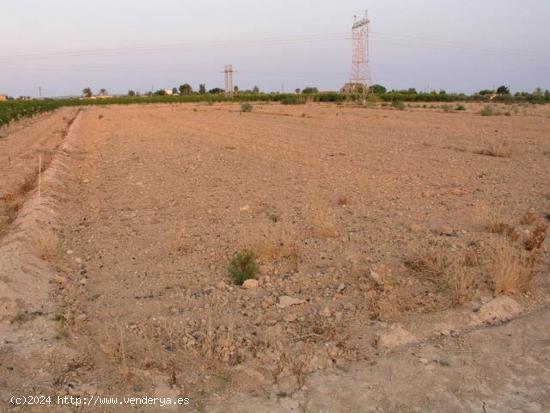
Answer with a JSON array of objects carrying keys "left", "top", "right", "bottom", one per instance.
[{"left": 2, "top": 83, "right": 549, "bottom": 127}]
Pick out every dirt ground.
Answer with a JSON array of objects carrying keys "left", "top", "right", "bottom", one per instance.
[{"left": 0, "top": 102, "right": 549, "bottom": 412}]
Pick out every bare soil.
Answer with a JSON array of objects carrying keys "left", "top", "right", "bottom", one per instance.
[{"left": 1, "top": 102, "right": 549, "bottom": 411}]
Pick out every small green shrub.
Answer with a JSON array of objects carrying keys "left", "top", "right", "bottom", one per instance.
[
  {"left": 228, "top": 250, "right": 258, "bottom": 285},
  {"left": 280, "top": 96, "right": 304, "bottom": 105},
  {"left": 441, "top": 104, "right": 453, "bottom": 112},
  {"left": 455, "top": 105, "right": 466, "bottom": 111},
  {"left": 480, "top": 105, "right": 494, "bottom": 116},
  {"left": 392, "top": 100, "right": 406, "bottom": 111},
  {"left": 240, "top": 103, "right": 253, "bottom": 113}
]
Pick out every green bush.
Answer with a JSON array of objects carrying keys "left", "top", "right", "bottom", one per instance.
[
  {"left": 228, "top": 250, "right": 258, "bottom": 285},
  {"left": 392, "top": 100, "right": 406, "bottom": 111},
  {"left": 455, "top": 105, "right": 466, "bottom": 111},
  {"left": 302, "top": 87, "right": 319, "bottom": 94},
  {"left": 280, "top": 95, "right": 304, "bottom": 105},
  {"left": 240, "top": 102, "right": 253, "bottom": 112},
  {"left": 480, "top": 105, "right": 494, "bottom": 116},
  {"left": 441, "top": 104, "right": 453, "bottom": 112}
]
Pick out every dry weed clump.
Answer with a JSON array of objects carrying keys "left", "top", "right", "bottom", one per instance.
[
  {"left": 463, "top": 249, "right": 480, "bottom": 267},
  {"left": 489, "top": 239, "right": 539, "bottom": 295},
  {"left": 404, "top": 240, "right": 482, "bottom": 308},
  {"left": 337, "top": 196, "right": 349, "bottom": 206},
  {"left": 404, "top": 242, "right": 448, "bottom": 281},
  {"left": 524, "top": 224, "right": 547, "bottom": 251},
  {"left": 0, "top": 192, "right": 15, "bottom": 202},
  {"left": 364, "top": 269, "right": 407, "bottom": 322},
  {"left": 450, "top": 263, "right": 475, "bottom": 305},
  {"left": 519, "top": 211, "right": 537, "bottom": 225},
  {"left": 475, "top": 140, "right": 513, "bottom": 158},
  {"left": 485, "top": 217, "right": 519, "bottom": 241},
  {"left": 34, "top": 230, "right": 62, "bottom": 262}
]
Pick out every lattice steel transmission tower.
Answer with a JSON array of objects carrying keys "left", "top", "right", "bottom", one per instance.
[
  {"left": 347, "top": 11, "right": 370, "bottom": 99},
  {"left": 224, "top": 64, "right": 235, "bottom": 97}
]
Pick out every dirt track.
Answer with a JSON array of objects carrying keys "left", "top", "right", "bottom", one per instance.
[{"left": 1, "top": 102, "right": 549, "bottom": 411}]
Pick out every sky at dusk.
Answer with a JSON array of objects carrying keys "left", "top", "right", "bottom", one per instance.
[{"left": 1, "top": 0, "right": 549, "bottom": 97}]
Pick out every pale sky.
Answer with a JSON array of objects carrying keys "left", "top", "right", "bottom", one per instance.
[{"left": 1, "top": 0, "right": 549, "bottom": 97}]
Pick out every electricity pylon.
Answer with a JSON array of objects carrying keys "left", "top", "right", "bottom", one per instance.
[
  {"left": 348, "top": 11, "right": 370, "bottom": 101},
  {"left": 224, "top": 65, "right": 235, "bottom": 97}
]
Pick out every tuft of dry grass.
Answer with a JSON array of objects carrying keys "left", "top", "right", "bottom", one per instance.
[
  {"left": 404, "top": 242, "right": 448, "bottom": 281},
  {"left": 485, "top": 217, "right": 519, "bottom": 241},
  {"left": 519, "top": 211, "right": 537, "bottom": 225},
  {"left": 524, "top": 224, "right": 547, "bottom": 251},
  {"left": 450, "top": 264, "right": 474, "bottom": 305},
  {"left": 337, "top": 196, "right": 349, "bottom": 206},
  {"left": 489, "top": 239, "right": 538, "bottom": 295},
  {"left": 0, "top": 192, "right": 15, "bottom": 202},
  {"left": 463, "top": 249, "right": 480, "bottom": 267},
  {"left": 34, "top": 230, "right": 62, "bottom": 262},
  {"left": 474, "top": 140, "right": 512, "bottom": 158}
]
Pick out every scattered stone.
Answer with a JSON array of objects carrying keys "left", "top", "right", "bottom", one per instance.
[
  {"left": 216, "top": 281, "right": 228, "bottom": 290},
  {"left": 419, "top": 358, "right": 429, "bottom": 365},
  {"left": 319, "top": 307, "right": 331, "bottom": 318},
  {"left": 277, "top": 295, "right": 306, "bottom": 309},
  {"left": 471, "top": 299, "right": 483, "bottom": 312},
  {"left": 369, "top": 270, "right": 383, "bottom": 286},
  {"left": 239, "top": 205, "right": 250, "bottom": 212},
  {"left": 79, "top": 278, "right": 87, "bottom": 286},
  {"left": 337, "top": 283, "right": 346, "bottom": 293},
  {"left": 474, "top": 296, "right": 522, "bottom": 325},
  {"left": 438, "top": 225, "right": 454, "bottom": 236},
  {"left": 283, "top": 313, "right": 297, "bottom": 322},
  {"left": 344, "top": 302, "right": 356, "bottom": 312},
  {"left": 75, "top": 314, "right": 88, "bottom": 323},
  {"left": 242, "top": 279, "right": 259, "bottom": 289}
]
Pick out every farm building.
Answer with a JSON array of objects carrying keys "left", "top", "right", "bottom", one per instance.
[{"left": 0, "top": 93, "right": 7, "bottom": 101}]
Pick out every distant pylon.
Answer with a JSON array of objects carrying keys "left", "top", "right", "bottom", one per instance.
[
  {"left": 347, "top": 11, "right": 370, "bottom": 99},
  {"left": 224, "top": 64, "right": 235, "bottom": 97}
]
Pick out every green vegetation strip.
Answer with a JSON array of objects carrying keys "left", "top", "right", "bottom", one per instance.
[{"left": 1, "top": 90, "right": 549, "bottom": 128}]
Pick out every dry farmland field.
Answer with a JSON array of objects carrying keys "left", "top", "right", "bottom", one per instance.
[{"left": 1, "top": 102, "right": 550, "bottom": 411}]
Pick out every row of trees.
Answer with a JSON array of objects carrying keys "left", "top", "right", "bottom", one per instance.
[
  {"left": 71, "top": 84, "right": 550, "bottom": 103},
  {"left": 126, "top": 85, "right": 325, "bottom": 97},
  {"left": 368, "top": 84, "right": 514, "bottom": 96},
  {"left": 129, "top": 84, "right": 264, "bottom": 97}
]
